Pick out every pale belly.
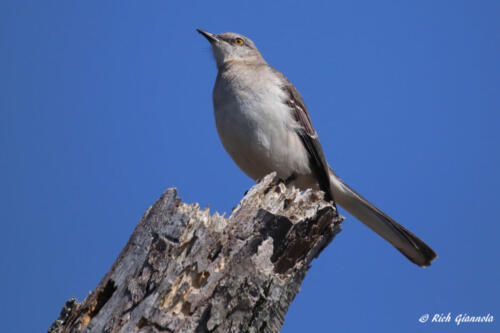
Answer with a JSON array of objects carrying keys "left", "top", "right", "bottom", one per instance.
[{"left": 213, "top": 84, "right": 313, "bottom": 185}]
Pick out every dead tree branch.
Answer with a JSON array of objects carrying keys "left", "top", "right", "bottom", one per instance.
[{"left": 49, "top": 173, "right": 342, "bottom": 333}]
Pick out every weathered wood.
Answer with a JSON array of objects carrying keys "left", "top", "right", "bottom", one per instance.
[{"left": 50, "top": 173, "right": 342, "bottom": 333}]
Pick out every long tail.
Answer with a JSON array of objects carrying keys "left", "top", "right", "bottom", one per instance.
[{"left": 329, "top": 169, "right": 437, "bottom": 267}]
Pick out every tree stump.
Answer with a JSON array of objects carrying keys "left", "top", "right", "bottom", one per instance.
[{"left": 49, "top": 173, "right": 343, "bottom": 333}]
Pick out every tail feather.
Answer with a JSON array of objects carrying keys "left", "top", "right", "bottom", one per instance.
[{"left": 329, "top": 170, "right": 437, "bottom": 267}]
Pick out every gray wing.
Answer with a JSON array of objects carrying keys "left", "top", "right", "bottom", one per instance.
[{"left": 272, "top": 68, "right": 334, "bottom": 202}]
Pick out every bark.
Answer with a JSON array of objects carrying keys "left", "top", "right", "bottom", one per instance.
[{"left": 49, "top": 173, "right": 342, "bottom": 333}]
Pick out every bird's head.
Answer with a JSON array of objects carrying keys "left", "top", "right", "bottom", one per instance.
[{"left": 197, "top": 29, "right": 265, "bottom": 68}]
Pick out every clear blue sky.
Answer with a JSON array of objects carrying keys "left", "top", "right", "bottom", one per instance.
[{"left": 1, "top": 1, "right": 499, "bottom": 332}]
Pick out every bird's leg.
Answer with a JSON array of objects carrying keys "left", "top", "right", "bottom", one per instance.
[{"left": 284, "top": 173, "right": 297, "bottom": 185}]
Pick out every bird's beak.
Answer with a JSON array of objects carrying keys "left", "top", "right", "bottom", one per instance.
[{"left": 196, "top": 29, "right": 218, "bottom": 43}]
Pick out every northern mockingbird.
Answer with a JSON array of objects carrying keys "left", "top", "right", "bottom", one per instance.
[{"left": 197, "top": 29, "right": 437, "bottom": 267}]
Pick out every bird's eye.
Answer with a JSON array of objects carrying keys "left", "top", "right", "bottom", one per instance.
[{"left": 234, "top": 38, "right": 245, "bottom": 45}]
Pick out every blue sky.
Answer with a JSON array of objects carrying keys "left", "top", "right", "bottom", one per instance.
[{"left": 1, "top": 1, "right": 499, "bottom": 332}]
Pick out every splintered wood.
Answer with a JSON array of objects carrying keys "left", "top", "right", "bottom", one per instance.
[{"left": 49, "top": 173, "right": 342, "bottom": 333}]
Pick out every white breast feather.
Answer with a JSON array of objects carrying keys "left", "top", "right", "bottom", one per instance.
[{"left": 213, "top": 65, "right": 311, "bottom": 181}]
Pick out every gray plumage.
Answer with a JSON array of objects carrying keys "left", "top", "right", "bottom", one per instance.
[{"left": 197, "top": 29, "right": 437, "bottom": 267}]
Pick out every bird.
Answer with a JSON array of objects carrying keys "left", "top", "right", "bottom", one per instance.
[{"left": 196, "top": 29, "right": 437, "bottom": 267}]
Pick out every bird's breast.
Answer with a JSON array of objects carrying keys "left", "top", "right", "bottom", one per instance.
[{"left": 212, "top": 67, "right": 310, "bottom": 181}]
